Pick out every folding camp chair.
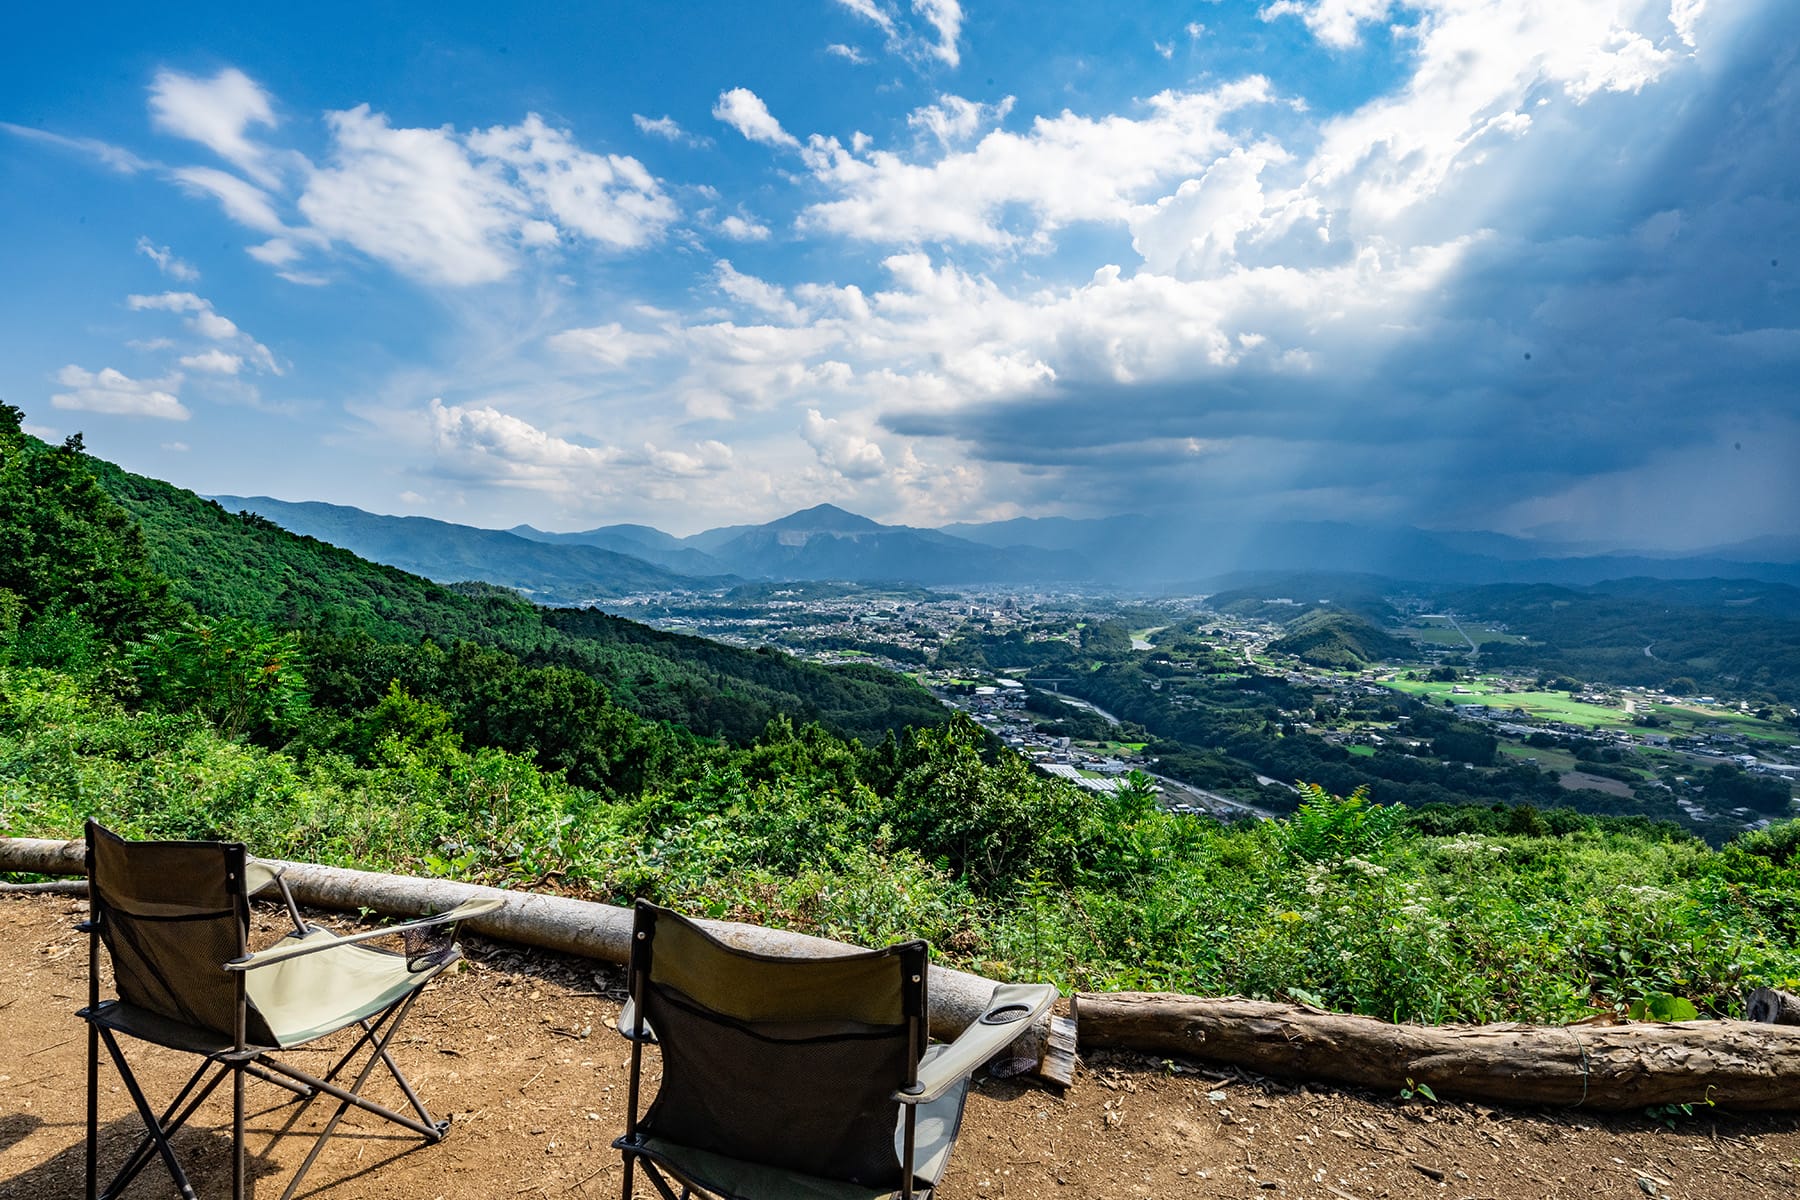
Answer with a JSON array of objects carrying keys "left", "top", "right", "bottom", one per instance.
[
  {"left": 613, "top": 901, "right": 1057, "bottom": 1200},
  {"left": 77, "top": 820, "right": 501, "bottom": 1200}
]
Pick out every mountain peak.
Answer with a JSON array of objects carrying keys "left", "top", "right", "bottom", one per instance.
[{"left": 763, "top": 503, "right": 883, "bottom": 533}]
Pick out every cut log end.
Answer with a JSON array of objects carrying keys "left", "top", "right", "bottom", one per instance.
[{"left": 1746, "top": 987, "right": 1800, "bottom": 1026}]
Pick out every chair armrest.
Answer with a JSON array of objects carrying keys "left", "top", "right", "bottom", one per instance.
[
  {"left": 615, "top": 996, "right": 658, "bottom": 1043},
  {"left": 897, "top": 982, "right": 1058, "bottom": 1105},
  {"left": 243, "top": 858, "right": 285, "bottom": 897},
  {"left": 224, "top": 897, "right": 506, "bottom": 971}
]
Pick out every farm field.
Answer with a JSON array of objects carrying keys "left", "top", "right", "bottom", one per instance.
[{"left": 1382, "top": 678, "right": 1631, "bottom": 729}]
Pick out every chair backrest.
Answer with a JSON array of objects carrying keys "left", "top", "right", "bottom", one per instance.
[
  {"left": 630, "top": 902, "right": 928, "bottom": 1189},
  {"left": 86, "top": 821, "right": 275, "bottom": 1044}
]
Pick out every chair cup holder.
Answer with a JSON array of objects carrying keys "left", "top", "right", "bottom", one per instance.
[{"left": 978, "top": 1003, "right": 1032, "bottom": 1025}]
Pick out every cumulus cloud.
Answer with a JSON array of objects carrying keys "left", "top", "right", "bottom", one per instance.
[
  {"left": 467, "top": 115, "right": 678, "bottom": 249},
  {"left": 426, "top": 398, "right": 734, "bottom": 491},
  {"left": 907, "top": 94, "right": 1014, "bottom": 146},
  {"left": 713, "top": 88, "right": 800, "bottom": 149},
  {"left": 93, "top": 68, "right": 682, "bottom": 288},
  {"left": 798, "top": 79, "right": 1273, "bottom": 247},
  {"left": 1258, "top": 0, "right": 1395, "bottom": 49},
  {"left": 632, "top": 114, "right": 689, "bottom": 141},
  {"left": 802, "top": 408, "right": 887, "bottom": 478},
  {"left": 51, "top": 366, "right": 189, "bottom": 420},
  {"left": 717, "top": 213, "right": 772, "bottom": 241}
]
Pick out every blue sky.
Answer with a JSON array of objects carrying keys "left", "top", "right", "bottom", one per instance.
[{"left": 2, "top": 0, "right": 1795, "bottom": 549}]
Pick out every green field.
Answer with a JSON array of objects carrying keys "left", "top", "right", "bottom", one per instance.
[
  {"left": 1400, "top": 617, "right": 1525, "bottom": 647},
  {"left": 1386, "top": 677, "right": 1798, "bottom": 749},
  {"left": 1384, "top": 679, "right": 1631, "bottom": 729}
]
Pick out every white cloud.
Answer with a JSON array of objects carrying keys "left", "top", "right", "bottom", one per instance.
[
  {"left": 715, "top": 261, "right": 804, "bottom": 322},
  {"left": 1258, "top": 0, "right": 1394, "bottom": 49},
  {"left": 913, "top": 0, "right": 965, "bottom": 67},
  {"left": 125, "top": 291, "right": 279, "bottom": 371},
  {"left": 546, "top": 322, "right": 676, "bottom": 368},
  {"left": 718, "top": 213, "right": 772, "bottom": 241},
  {"left": 907, "top": 94, "right": 1015, "bottom": 146},
  {"left": 298, "top": 106, "right": 526, "bottom": 287},
  {"left": 148, "top": 68, "right": 280, "bottom": 186},
  {"left": 834, "top": 0, "right": 896, "bottom": 37},
  {"left": 169, "top": 165, "right": 287, "bottom": 234},
  {"left": 633, "top": 114, "right": 684, "bottom": 140},
  {"left": 802, "top": 408, "right": 887, "bottom": 478},
  {"left": 51, "top": 365, "right": 189, "bottom": 420},
  {"left": 135, "top": 237, "right": 199, "bottom": 281},
  {"left": 833, "top": 0, "right": 964, "bottom": 68},
  {"left": 713, "top": 88, "right": 800, "bottom": 149},
  {"left": 427, "top": 398, "right": 732, "bottom": 490},
  {"left": 825, "top": 43, "right": 870, "bottom": 64},
  {"left": 468, "top": 115, "right": 677, "bottom": 249},
  {"left": 179, "top": 349, "right": 243, "bottom": 374},
  {"left": 799, "top": 79, "right": 1273, "bottom": 247},
  {"left": 1129, "top": 146, "right": 1284, "bottom": 276},
  {"left": 135, "top": 71, "right": 677, "bottom": 288},
  {"left": 161, "top": 441, "right": 190, "bottom": 452},
  {"left": 1, "top": 123, "right": 152, "bottom": 173}
]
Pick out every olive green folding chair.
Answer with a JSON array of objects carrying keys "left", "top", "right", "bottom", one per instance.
[
  {"left": 77, "top": 820, "right": 501, "bottom": 1200},
  {"left": 613, "top": 901, "right": 1057, "bottom": 1200}
]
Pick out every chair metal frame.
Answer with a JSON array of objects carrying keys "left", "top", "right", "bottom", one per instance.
[{"left": 78, "top": 820, "right": 496, "bottom": 1200}]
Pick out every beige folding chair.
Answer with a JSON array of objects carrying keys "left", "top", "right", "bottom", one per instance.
[
  {"left": 78, "top": 820, "right": 501, "bottom": 1199},
  {"left": 613, "top": 901, "right": 1057, "bottom": 1200}
]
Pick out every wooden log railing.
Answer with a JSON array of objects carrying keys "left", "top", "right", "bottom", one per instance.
[
  {"left": 0, "top": 837, "right": 1051, "bottom": 1060},
  {"left": 1075, "top": 992, "right": 1800, "bottom": 1112}
]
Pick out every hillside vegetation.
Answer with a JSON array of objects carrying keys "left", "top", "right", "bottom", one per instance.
[{"left": 5, "top": 403, "right": 1800, "bottom": 1026}]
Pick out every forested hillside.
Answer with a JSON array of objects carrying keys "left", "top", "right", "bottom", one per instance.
[
  {"left": 7, "top": 402, "right": 1800, "bottom": 1028},
  {"left": 85, "top": 447, "right": 946, "bottom": 749}
]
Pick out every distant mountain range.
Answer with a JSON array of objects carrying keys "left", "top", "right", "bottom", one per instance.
[
  {"left": 209, "top": 497, "right": 727, "bottom": 605},
  {"left": 213, "top": 495, "right": 1800, "bottom": 600}
]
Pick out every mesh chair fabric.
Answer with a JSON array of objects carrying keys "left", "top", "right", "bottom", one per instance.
[
  {"left": 633, "top": 905, "right": 928, "bottom": 1190},
  {"left": 87, "top": 823, "right": 277, "bottom": 1046}
]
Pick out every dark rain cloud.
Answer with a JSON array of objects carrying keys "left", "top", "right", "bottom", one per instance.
[{"left": 880, "top": 3, "right": 1800, "bottom": 543}]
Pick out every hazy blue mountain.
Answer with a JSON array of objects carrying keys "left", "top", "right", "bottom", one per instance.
[
  {"left": 508, "top": 522, "right": 730, "bottom": 576},
  {"left": 701, "top": 504, "right": 1089, "bottom": 583},
  {"left": 208, "top": 495, "right": 1800, "bottom": 597},
  {"left": 211, "top": 496, "right": 728, "bottom": 603}
]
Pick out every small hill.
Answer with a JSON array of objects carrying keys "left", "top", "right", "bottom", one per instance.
[{"left": 1268, "top": 610, "right": 1414, "bottom": 668}]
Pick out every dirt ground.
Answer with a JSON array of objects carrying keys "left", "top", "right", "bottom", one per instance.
[{"left": 4, "top": 893, "right": 1799, "bottom": 1199}]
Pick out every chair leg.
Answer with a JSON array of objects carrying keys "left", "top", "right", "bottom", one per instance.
[
  {"left": 275, "top": 991, "right": 438, "bottom": 1200},
  {"left": 86, "top": 1021, "right": 98, "bottom": 1200},
  {"left": 98, "top": 1029, "right": 200, "bottom": 1200},
  {"left": 620, "top": 1152, "right": 634, "bottom": 1200},
  {"left": 233, "top": 1063, "right": 246, "bottom": 1200},
  {"left": 635, "top": 1159, "right": 684, "bottom": 1200},
  {"left": 105, "top": 1058, "right": 227, "bottom": 1199}
]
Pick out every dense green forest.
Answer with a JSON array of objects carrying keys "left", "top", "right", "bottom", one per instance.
[{"left": 6, "top": 404, "right": 1800, "bottom": 1028}]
